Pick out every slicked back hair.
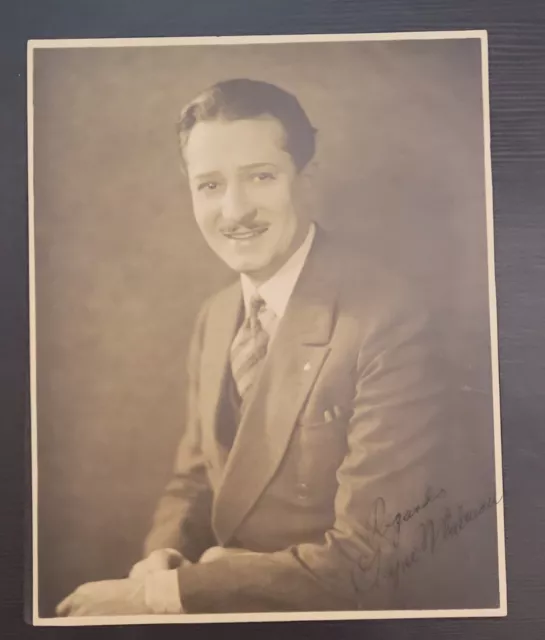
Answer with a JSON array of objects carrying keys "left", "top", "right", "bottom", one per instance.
[{"left": 177, "top": 78, "right": 317, "bottom": 172}]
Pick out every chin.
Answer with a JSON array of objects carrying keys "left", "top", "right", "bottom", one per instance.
[
  {"left": 231, "top": 260, "right": 267, "bottom": 276},
  {"left": 222, "top": 250, "right": 269, "bottom": 273}
]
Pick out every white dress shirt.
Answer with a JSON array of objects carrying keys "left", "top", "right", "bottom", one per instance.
[
  {"left": 143, "top": 223, "right": 317, "bottom": 614},
  {"left": 240, "top": 222, "right": 316, "bottom": 338}
]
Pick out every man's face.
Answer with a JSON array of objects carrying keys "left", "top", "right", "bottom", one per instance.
[{"left": 183, "top": 117, "right": 310, "bottom": 283}]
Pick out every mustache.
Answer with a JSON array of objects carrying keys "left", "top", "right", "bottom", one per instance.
[{"left": 219, "top": 222, "right": 269, "bottom": 234}]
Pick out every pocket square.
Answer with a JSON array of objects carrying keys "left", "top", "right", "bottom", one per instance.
[{"left": 323, "top": 405, "right": 344, "bottom": 423}]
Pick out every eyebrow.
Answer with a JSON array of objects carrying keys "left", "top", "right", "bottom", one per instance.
[
  {"left": 192, "top": 171, "right": 221, "bottom": 182},
  {"left": 239, "top": 162, "right": 278, "bottom": 171},
  {"left": 192, "top": 163, "right": 279, "bottom": 182}
]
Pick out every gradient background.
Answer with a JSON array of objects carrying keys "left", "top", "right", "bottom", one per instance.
[{"left": 32, "top": 37, "right": 497, "bottom": 615}]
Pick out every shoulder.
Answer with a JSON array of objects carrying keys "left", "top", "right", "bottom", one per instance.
[
  {"left": 317, "top": 232, "right": 429, "bottom": 326},
  {"left": 314, "top": 236, "right": 448, "bottom": 382},
  {"left": 202, "top": 279, "right": 241, "bottom": 313},
  {"left": 190, "top": 278, "right": 241, "bottom": 333}
]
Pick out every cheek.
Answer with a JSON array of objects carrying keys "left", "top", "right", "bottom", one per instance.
[
  {"left": 191, "top": 199, "right": 218, "bottom": 232},
  {"left": 257, "top": 183, "right": 297, "bottom": 222}
]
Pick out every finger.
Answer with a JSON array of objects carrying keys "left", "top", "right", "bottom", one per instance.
[
  {"left": 72, "top": 602, "right": 95, "bottom": 617},
  {"left": 324, "top": 410, "right": 333, "bottom": 422},
  {"left": 130, "top": 549, "right": 184, "bottom": 580},
  {"left": 149, "top": 558, "right": 170, "bottom": 572},
  {"left": 66, "top": 602, "right": 86, "bottom": 617},
  {"left": 56, "top": 594, "right": 75, "bottom": 617},
  {"left": 128, "top": 563, "right": 145, "bottom": 580},
  {"left": 165, "top": 550, "right": 184, "bottom": 569},
  {"left": 333, "top": 405, "right": 342, "bottom": 418},
  {"left": 199, "top": 546, "right": 224, "bottom": 564},
  {"left": 223, "top": 547, "right": 257, "bottom": 558}
]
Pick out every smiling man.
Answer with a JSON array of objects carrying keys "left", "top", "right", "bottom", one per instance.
[
  {"left": 56, "top": 78, "right": 489, "bottom": 616},
  {"left": 185, "top": 113, "right": 313, "bottom": 284}
]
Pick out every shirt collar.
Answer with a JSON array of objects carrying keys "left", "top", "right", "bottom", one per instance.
[{"left": 240, "top": 223, "right": 316, "bottom": 319}]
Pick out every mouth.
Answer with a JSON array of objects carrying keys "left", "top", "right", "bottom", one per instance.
[{"left": 222, "top": 226, "right": 269, "bottom": 241}]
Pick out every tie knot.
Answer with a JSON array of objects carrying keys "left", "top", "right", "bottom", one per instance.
[{"left": 249, "top": 294, "right": 266, "bottom": 320}]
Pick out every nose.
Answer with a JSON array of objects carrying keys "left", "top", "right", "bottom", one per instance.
[{"left": 222, "top": 182, "right": 257, "bottom": 224}]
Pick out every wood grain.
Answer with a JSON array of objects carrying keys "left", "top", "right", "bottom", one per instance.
[{"left": 1, "top": 0, "right": 544, "bottom": 637}]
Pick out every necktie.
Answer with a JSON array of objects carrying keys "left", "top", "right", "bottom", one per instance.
[{"left": 230, "top": 295, "right": 270, "bottom": 404}]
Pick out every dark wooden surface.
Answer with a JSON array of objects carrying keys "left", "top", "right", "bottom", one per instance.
[{"left": 1, "top": 0, "right": 544, "bottom": 637}]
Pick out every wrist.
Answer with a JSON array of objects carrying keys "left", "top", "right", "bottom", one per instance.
[{"left": 144, "top": 569, "right": 183, "bottom": 614}]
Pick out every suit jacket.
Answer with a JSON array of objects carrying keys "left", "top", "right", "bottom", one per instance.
[{"left": 144, "top": 231, "right": 499, "bottom": 613}]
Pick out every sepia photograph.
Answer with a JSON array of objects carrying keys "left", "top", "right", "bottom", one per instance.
[{"left": 28, "top": 31, "right": 506, "bottom": 625}]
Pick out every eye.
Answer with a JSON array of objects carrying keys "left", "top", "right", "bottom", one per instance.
[
  {"left": 197, "top": 181, "right": 220, "bottom": 192},
  {"left": 251, "top": 171, "right": 276, "bottom": 183}
]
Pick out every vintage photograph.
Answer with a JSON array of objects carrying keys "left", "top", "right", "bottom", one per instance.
[{"left": 28, "top": 31, "right": 506, "bottom": 624}]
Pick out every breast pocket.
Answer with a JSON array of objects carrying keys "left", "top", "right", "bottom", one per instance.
[{"left": 291, "top": 417, "right": 349, "bottom": 503}]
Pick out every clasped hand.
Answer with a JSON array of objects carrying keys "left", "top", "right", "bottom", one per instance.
[{"left": 56, "top": 548, "right": 184, "bottom": 617}]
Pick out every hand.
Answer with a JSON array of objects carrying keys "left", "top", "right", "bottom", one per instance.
[
  {"left": 56, "top": 578, "right": 151, "bottom": 617},
  {"left": 199, "top": 546, "right": 258, "bottom": 564},
  {"left": 129, "top": 548, "right": 184, "bottom": 580}
]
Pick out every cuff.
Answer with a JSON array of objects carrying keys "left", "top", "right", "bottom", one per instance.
[{"left": 144, "top": 569, "right": 183, "bottom": 614}]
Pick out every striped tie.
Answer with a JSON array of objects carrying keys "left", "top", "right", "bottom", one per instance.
[{"left": 230, "top": 295, "right": 270, "bottom": 403}]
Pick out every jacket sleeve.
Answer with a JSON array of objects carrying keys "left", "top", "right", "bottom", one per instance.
[
  {"left": 174, "top": 304, "right": 496, "bottom": 612},
  {"left": 143, "top": 303, "right": 216, "bottom": 563}
]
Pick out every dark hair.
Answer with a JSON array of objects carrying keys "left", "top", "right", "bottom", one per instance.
[{"left": 176, "top": 78, "right": 317, "bottom": 172}]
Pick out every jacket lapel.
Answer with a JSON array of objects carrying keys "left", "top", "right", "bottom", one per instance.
[
  {"left": 212, "top": 238, "right": 338, "bottom": 544},
  {"left": 199, "top": 281, "right": 242, "bottom": 470}
]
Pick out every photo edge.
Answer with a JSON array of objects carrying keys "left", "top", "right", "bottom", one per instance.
[
  {"left": 24, "top": 29, "right": 490, "bottom": 50},
  {"left": 27, "top": 30, "right": 506, "bottom": 624}
]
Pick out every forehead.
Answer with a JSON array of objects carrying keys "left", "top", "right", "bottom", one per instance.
[{"left": 184, "top": 117, "right": 292, "bottom": 176}]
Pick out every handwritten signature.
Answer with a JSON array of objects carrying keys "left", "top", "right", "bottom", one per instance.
[{"left": 352, "top": 488, "right": 502, "bottom": 594}]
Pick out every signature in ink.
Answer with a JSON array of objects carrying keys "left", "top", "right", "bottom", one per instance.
[
  {"left": 363, "top": 485, "right": 447, "bottom": 551},
  {"left": 352, "top": 490, "right": 501, "bottom": 595}
]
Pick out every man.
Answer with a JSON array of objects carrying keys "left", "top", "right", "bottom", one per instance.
[{"left": 57, "top": 78, "right": 497, "bottom": 616}]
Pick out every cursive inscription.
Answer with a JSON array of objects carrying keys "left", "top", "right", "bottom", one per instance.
[
  {"left": 352, "top": 490, "right": 501, "bottom": 596},
  {"left": 365, "top": 485, "right": 447, "bottom": 551}
]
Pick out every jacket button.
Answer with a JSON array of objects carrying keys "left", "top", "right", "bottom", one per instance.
[{"left": 296, "top": 482, "right": 310, "bottom": 500}]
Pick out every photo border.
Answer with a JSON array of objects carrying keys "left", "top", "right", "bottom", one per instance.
[{"left": 27, "top": 29, "right": 506, "bottom": 626}]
